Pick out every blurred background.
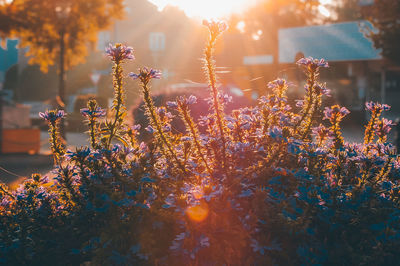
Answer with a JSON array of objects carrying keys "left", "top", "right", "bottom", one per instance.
[{"left": 0, "top": 0, "right": 399, "bottom": 182}]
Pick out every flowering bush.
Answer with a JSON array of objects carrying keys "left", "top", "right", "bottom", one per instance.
[
  {"left": 131, "top": 89, "right": 251, "bottom": 143},
  {"left": 1, "top": 21, "right": 400, "bottom": 265}
]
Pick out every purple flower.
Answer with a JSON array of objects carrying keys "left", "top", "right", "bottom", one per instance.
[
  {"left": 220, "top": 94, "right": 233, "bottom": 104},
  {"left": 105, "top": 43, "right": 134, "bottom": 62},
  {"left": 323, "top": 105, "right": 350, "bottom": 121},
  {"left": 375, "top": 118, "right": 394, "bottom": 137},
  {"left": 314, "top": 83, "right": 331, "bottom": 96},
  {"left": 129, "top": 67, "right": 162, "bottom": 83},
  {"left": 187, "top": 95, "right": 197, "bottom": 105},
  {"left": 66, "top": 147, "right": 91, "bottom": 160},
  {"left": 296, "top": 57, "right": 329, "bottom": 69},
  {"left": 156, "top": 107, "right": 173, "bottom": 120},
  {"left": 365, "top": 101, "right": 391, "bottom": 112},
  {"left": 176, "top": 95, "right": 198, "bottom": 107},
  {"left": 166, "top": 101, "right": 178, "bottom": 108},
  {"left": 163, "top": 124, "right": 171, "bottom": 132},
  {"left": 381, "top": 118, "right": 394, "bottom": 134},
  {"left": 39, "top": 110, "right": 65, "bottom": 123},
  {"left": 80, "top": 107, "right": 106, "bottom": 118},
  {"left": 145, "top": 126, "right": 155, "bottom": 133},
  {"left": 295, "top": 100, "right": 305, "bottom": 108},
  {"left": 312, "top": 124, "right": 331, "bottom": 141},
  {"left": 200, "top": 235, "right": 210, "bottom": 247},
  {"left": 0, "top": 197, "right": 11, "bottom": 207},
  {"left": 267, "top": 78, "right": 286, "bottom": 90},
  {"left": 131, "top": 124, "right": 141, "bottom": 131},
  {"left": 139, "top": 142, "right": 148, "bottom": 153}
]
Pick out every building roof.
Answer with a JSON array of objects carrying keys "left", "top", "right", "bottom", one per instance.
[{"left": 279, "top": 21, "right": 381, "bottom": 63}]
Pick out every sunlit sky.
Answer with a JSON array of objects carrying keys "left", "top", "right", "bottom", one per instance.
[
  {"left": 148, "top": 0, "right": 332, "bottom": 19},
  {"left": 148, "top": 0, "right": 260, "bottom": 19}
]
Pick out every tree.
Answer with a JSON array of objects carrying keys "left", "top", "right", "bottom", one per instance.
[
  {"left": 0, "top": 0, "right": 124, "bottom": 137},
  {"left": 221, "top": 0, "right": 320, "bottom": 92},
  {"left": 0, "top": 0, "right": 124, "bottom": 71},
  {"left": 327, "top": 0, "right": 400, "bottom": 64},
  {"left": 363, "top": 0, "right": 400, "bottom": 63},
  {"left": 228, "top": 0, "right": 320, "bottom": 59},
  {"left": 327, "top": 0, "right": 363, "bottom": 21}
]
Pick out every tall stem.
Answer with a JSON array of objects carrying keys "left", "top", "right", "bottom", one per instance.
[
  {"left": 294, "top": 71, "right": 316, "bottom": 137},
  {"left": 59, "top": 29, "right": 66, "bottom": 140},
  {"left": 106, "top": 60, "right": 125, "bottom": 148},
  {"left": 204, "top": 35, "right": 228, "bottom": 171},
  {"left": 142, "top": 82, "right": 186, "bottom": 173},
  {"left": 180, "top": 105, "right": 211, "bottom": 175}
]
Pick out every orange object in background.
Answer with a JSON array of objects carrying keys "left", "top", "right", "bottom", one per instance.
[{"left": 2, "top": 128, "right": 41, "bottom": 154}]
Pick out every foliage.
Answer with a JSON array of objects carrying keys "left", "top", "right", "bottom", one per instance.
[
  {"left": 364, "top": 0, "right": 400, "bottom": 63},
  {"left": 1, "top": 21, "right": 400, "bottom": 265},
  {"left": 328, "top": 0, "right": 400, "bottom": 64},
  {"left": 228, "top": 0, "right": 320, "bottom": 49},
  {"left": 0, "top": 0, "right": 124, "bottom": 72},
  {"left": 131, "top": 89, "right": 252, "bottom": 143}
]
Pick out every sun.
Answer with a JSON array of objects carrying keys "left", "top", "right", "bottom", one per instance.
[{"left": 148, "top": 0, "right": 258, "bottom": 20}]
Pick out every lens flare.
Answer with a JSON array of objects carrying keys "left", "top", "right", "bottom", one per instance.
[{"left": 186, "top": 202, "right": 209, "bottom": 222}]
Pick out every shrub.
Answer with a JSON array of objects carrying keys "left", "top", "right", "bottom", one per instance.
[
  {"left": 131, "top": 89, "right": 252, "bottom": 142},
  {"left": 1, "top": 22, "right": 399, "bottom": 265}
]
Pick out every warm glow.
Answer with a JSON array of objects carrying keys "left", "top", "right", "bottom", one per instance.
[
  {"left": 186, "top": 202, "right": 209, "bottom": 222},
  {"left": 148, "top": 0, "right": 259, "bottom": 19},
  {"left": 0, "top": 0, "right": 13, "bottom": 5},
  {"left": 319, "top": 0, "right": 332, "bottom": 5},
  {"left": 236, "top": 21, "right": 246, "bottom": 33}
]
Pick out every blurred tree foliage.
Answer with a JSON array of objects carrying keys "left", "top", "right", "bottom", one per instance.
[
  {"left": 228, "top": 0, "right": 320, "bottom": 49},
  {"left": 0, "top": 0, "right": 124, "bottom": 72},
  {"left": 364, "top": 0, "right": 400, "bottom": 64},
  {"left": 329, "top": 0, "right": 363, "bottom": 21},
  {"left": 222, "top": 1, "right": 320, "bottom": 94},
  {"left": 329, "top": 0, "right": 400, "bottom": 64}
]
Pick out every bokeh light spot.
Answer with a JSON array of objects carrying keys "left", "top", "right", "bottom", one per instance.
[{"left": 186, "top": 202, "right": 209, "bottom": 222}]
